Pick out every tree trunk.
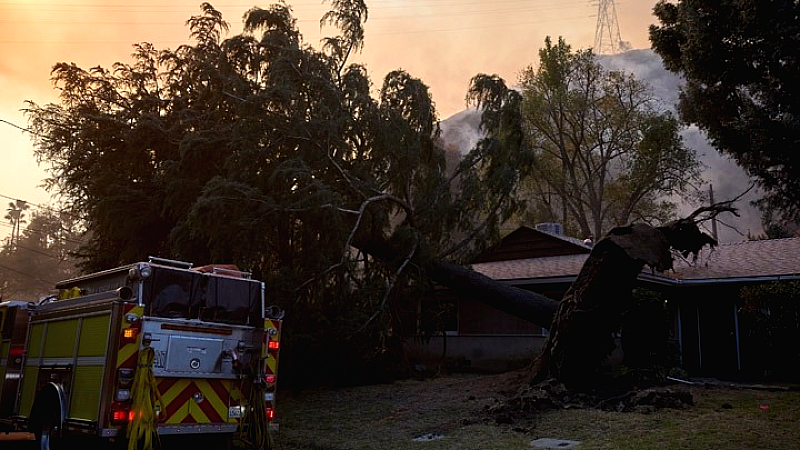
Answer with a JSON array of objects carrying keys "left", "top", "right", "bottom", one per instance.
[
  {"left": 356, "top": 235, "right": 560, "bottom": 328},
  {"left": 533, "top": 220, "right": 717, "bottom": 388},
  {"left": 533, "top": 237, "right": 648, "bottom": 388},
  {"left": 430, "top": 260, "right": 558, "bottom": 329}
]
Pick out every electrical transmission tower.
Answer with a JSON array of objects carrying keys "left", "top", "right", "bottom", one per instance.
[{"left": 592, "top": 0, "right": 631, "bottom": 54}]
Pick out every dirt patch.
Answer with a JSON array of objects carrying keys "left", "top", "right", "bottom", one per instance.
[{"left": 489, "top": 377, "right": 694, "bottom": 425}]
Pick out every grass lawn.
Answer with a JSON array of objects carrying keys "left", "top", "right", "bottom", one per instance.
[{"left": 274, "top": 370, "right": 800, "bottom": 450}]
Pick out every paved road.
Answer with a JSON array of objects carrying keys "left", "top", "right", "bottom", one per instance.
[
  {"left": 1, "top": 431, "right": 235, "bottom": 449},
  {"left": 1, "top": 433, "right": 234, "bottom": 449}
]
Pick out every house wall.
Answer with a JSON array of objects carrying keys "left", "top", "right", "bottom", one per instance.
[
  {"left": 669, "top": 284, "right": 747, "bottom": 378},
  {"left": 405, "top": 334, "right": 547, "bottom": 373},
  {"left": 416, "top": 279, "right": 751, "bottom": 376},
  {"left": 406, "top": 296, "right": 549, "bottom": 372},
  {"left": 458, "top": 297, "right": 545, "bottom": 335}
]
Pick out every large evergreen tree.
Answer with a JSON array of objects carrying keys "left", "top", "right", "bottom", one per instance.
[{"left": 650, "top": 0, "right": 800, "bottom": 222}]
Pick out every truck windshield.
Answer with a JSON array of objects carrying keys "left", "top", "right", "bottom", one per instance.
[{"left": 143, "top": 268, "right": 260, "bottom": 325}]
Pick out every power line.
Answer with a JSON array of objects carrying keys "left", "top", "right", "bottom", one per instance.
[
  {"left": 0, "top": 118, "right": 31, "bottom": 133},
  {"left": 0, "top": 193, "right": 89, "bottom": 246},
  {"left": 0, "top": 262, "right": 59, "bottom": 287},
  {"left": 14, "top": 242, "right": 65, "bottom": 260},
  {"left": 0, "top": 192, "right": 48, "bottom": 212},
  {"left": 0, "top": 193, "right": 66, "bottom": 225},
  {"left": 0, "top": 0, "right": 595, "bottom": 43},
  {"left": 0, "top": 221, "right": 88, "bottom": 246},
  {"left": 0, "top": 118, "right": 51, "bottom": 140}
]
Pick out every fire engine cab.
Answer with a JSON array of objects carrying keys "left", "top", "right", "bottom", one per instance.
[{"left": 0, "top": 257, "right": 282, "bottom": 449}]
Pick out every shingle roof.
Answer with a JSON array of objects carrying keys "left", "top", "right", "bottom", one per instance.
[
  {"left": 667, "top": 237, "right": 800, "bottom": 281},
  {"left": 470, "top": 237, "right": 800, "bottom": 284},
  {"left": 471, "top": 254, "right": 589, "bottom": 281}
]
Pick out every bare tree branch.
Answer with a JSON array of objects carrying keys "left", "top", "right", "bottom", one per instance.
[
  {"left": 684, "top": 183, "right": 754, "bottom": 223},
  {"left": 358, "top": 238, "right": 418, "bottom": 333}
]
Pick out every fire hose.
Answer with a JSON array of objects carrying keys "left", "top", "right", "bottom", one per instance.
[
  {"left": 128, "top": 347, "right": 162, "bottom": 450},
  {"left": 234, "top": 373, "right": 271, "bottom": 450}
]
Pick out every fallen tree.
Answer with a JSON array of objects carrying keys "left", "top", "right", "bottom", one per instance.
[
  {"left": 461, "top": 204, "right": 737, "bottom": 418},
  {"left": 361, "top": 201, "right": 735, "bottom": 392},
  {"left": 361, "top": 202, "right": 737, "bottom": 389},
  {"left": 532, "top": 203, "right": 736, "bottom": 388}
]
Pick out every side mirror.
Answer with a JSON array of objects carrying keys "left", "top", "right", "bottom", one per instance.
[{"left": 264, "top": 305, "right": 284, "bottom": 320}]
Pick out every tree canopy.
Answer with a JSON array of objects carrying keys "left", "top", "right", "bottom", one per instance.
[
  {"left": 650, "top": 0, "right": 800, "bottom": 222},
  {"left": 471, "top": 37, "right": 702, "bottom": 240}
]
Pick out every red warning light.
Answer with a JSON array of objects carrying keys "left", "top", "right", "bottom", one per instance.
[{"left": 110, "top": 403, "right": 133, "bottom": 424}]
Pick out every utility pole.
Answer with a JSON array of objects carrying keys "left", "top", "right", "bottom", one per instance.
[
  {"left": 709, "top": 184, "right": 718, "bottom": 241},
  {"left": 592, "top": 0, "right": 630, "bottom": 55}
]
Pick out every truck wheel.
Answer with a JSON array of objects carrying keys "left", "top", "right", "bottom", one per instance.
[
  {"left": 35, "top": 407, "right": 61, "bottom": 450},
  {"left": 29, "top": 383, "right": 66, "bottom": 450}
]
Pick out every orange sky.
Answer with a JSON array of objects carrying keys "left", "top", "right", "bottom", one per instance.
[{"left": 0, "top": 0, "right": 659, "bottom": 238}]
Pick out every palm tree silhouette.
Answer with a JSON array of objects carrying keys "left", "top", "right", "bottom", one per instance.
[{"left": 5, "top": 200, "right": 30, "bottom": 250}]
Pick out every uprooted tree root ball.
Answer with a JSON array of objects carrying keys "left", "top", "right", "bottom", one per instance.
[{"left": 486, "top": 378, "right": 694, "bottom": 425}]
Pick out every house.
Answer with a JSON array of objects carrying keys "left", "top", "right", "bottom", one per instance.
[
  {"left": 407, "top": 225, "right": 800, "bottom": 377},
  {"left": 653, "top": 237, "right": 800, "bottom": 377},
  {"left": 405, "top": 225, "right": 592, "bottom": 372}
]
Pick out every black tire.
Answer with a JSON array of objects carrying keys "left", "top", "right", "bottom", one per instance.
[
  {"left": 29, "top": 383, "right": 65, "bottom": 450},
  {"left": 34, "top": 407, "right": 60, "bottom": 450}
]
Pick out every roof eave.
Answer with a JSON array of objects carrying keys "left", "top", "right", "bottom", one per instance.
[
  {"left": 488, "top": 273, "right": 800, "bottom": 287},
  {"left": 650, "top": 273, "right": 800, "bottom": 286}
]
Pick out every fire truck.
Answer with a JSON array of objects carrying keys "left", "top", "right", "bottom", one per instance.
[{"left": 0, "top": 257, "right": 283, "bottom": 449}]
